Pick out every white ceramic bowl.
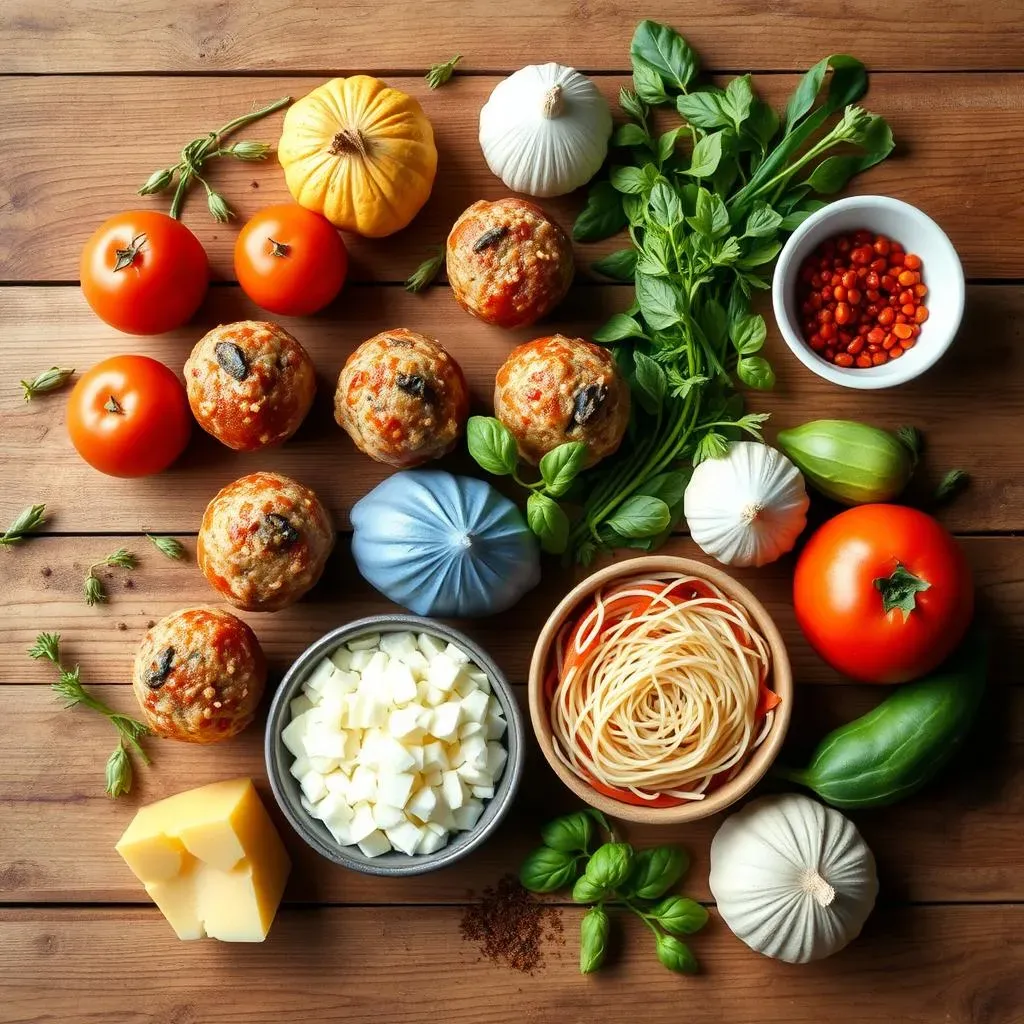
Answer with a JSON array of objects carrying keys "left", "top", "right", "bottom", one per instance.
[{"left": 772, "top": 195, "right": 964, "bottom": 390}]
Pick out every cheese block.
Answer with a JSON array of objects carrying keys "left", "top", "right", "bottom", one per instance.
[{"left": 116, "top": 778, "right": 290, "bottom": 942}]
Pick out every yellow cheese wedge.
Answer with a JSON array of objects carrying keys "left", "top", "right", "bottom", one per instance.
[{"left": 116, "top": 778, "right": 291, "bottom": 942}]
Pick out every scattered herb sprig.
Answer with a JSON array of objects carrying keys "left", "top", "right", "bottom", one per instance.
[
  {"left": 138, "top": 96, "right": 291, "bottom": 222},
  {"left": 20, "top": 367, "right": 75, "bottom": 402},
  {"left": 426, "top": 54, "right": 462, "bottom": 89},
  {"left": 519, "top": 810, "right": 707, "bottom": 975},
  {"left": 405, "top": 247, "right": 446, "bottom": 292},
  {"left": 0, "top": 504, "right": 47, "bottom": 546},
  {"left": 146, "top": 534, "right": 186, "bottom": 561},
  {"left": 28, "top": 632, "right": 152, "bottom": 797},
  {"left": 84, "top": 548, "right": 138, "bottom": 606},
  {"left": 467, "top": 21, "right": 894, "bottom": 563}
]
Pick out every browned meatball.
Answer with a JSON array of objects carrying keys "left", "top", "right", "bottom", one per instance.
[
  {"left": 185, "top": 320, "right": 316, "bottom": 451},
  {"left": 132, "top": 607, "right": 266, "bottom": 744},
  {"left": 494, "top": 335, "right": 630, "bottom": 467},
  {"left": 197, "top": 472, "right": 335, "bottom": 611},
  {"left": 334, "top": 328, "right": 469, "bottom": 468},
  {"left": 446, "top": 199, "right": 573, "bottom": 328}
]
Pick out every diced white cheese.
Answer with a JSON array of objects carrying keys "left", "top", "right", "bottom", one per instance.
[
  {"left": 485, "top": 709, "right": 508, "bottom": 741},
  {"left": 316, "top": 694, "right": 347, "bottom": 732},
  {"left": 313, "top": 792, "right": 354, "bottom": 830},
  {"left": 289, "top": 755, "right": 312, "bottom": 781},
  {"left": 460, "top": 734, "right": 489, "bottom": 772},
  {"left": 430, "top": 793, "right": 459, "bottom": 832},
  {"left": 425, "top": 686, "right": 447, "bottom": 707},
  {"left": 349, "top": 649, "right": 374, "bottom": 672},
  {"left": 384, "top": 661, "right": 419, "bottom": 706},
  {"left": 290, "top": 694, "right": 314, "bottom": 718},
  {"left": 385, "top": 820, "right": 425, "bottom": 856},
  {"left": 299, "top": 770, "right": 328, "bottom": 804},
  {"left": 372, "top": 803, "right": 406, "bottom": 830},
  {"left": 453, "top": 799, "right": 484, "bottom": 832},
  {"left": 430, "top": 703, "right": 461, "bottom": 742},
  {"left": 308, "top": 755, "right": 340, "bottom": 774},
  {"left": 407, "top": 744, "right": 425, "bottom": 771},
  {"left": 305, "top": 658, "right": 338, "bottom": 695},
  {"left": 304, "top": 723, "right": 351, "bottom": 761},
  {"left": 417, "top": 632, "right": 447, "bottom": 659},
  {"left": 472, "top": 785, "right": 495, "bottom": 800},
  {"left": 377, "top": 772, "right": 415, "bottom": 809},
  {"left": 423, "top": 769, "right": 443, "bottom": 788},
  {"left": 406, "top": 786, "right": 438, "bottom": 823},
  {"left": 361, "top": 650, "right": 390, "bottom": 685},
  {"left": 467, "top": 669, "right": 491, "bottom": 694},
  {"left": 347, "top": 632, "right": 381, "bottom": 651},
  {"left": 324, "top": 770, "right": 350, "bottom": 796},
  {"left": 358, "top": 830, "right": 392, "bottom": 858},
  {"left": 380, "top": 631, "right": 417, "bottom": 658},
  {"left": 460, "top": 689, "right": 491, "bottom": 725},
  {"left": 347, "top": 765, "right": 377, "bottom": 804},
  {"left": 422, "top": 741, "right": 448, "bottom": 771},
  {"left": 427, "top": 654, "right": 462, "bottom": 693},
  {"left": 329, "top": 646, "right": 354, "bottom": 672},
  {"left": 397, "top": 648, "right": 430, "bottom": 678},
  {"left": 322, "top": 670, "right": 361, "bottom": 701},
  {"left": 459, "top": 722, "right": 484, "bottom": 740},
  {"left": 377, "top": 737, "right": 417, "bottom": 774},
  {"left": 299, "top": 795, "right": 316, "bottom": 816},
  {"left": 444, "top": 641, "right": 471, "bottom": 665},
  {"left": 442, "top": 770, "right": 468, "bottom": 810},
  {"left": 456, "top": 762, "right": 492, "bottom": 787},
  {"left": 417, "top": 829, "right": 448, "bottom": 855},
  {"left": 348, "top": 691, "right": 388, "bottom": 730},
  {"left": 388, "top": 704, "right": 424, "bottom": 740},
  {"left": 281, "top": 710, "right": 315, "bottom": 757},
  {"left": 487, "top": 742, "right": 509, "bottom": 781},
  {"left": 348, "top": 803, "right": 379, "bottom": 845}
]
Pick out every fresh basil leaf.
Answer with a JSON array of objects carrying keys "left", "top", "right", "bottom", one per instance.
[
  {"left": 698, "top": 297, "right": 728, "bottom": 348},
  {"left": 630, "top": 20, "right": 698, "bottom": 94},
  {"left": 655, "top": 933, "right": 698, "bottom": 975},
  {"left": 743, "top": 201, "right": 783, "bottom": 239},
  {"left": 648, "top": 896, "right": 709, "bottom": 937},
  {"left": 738, "top": 238, "right": 783, "bottom": 268},
  {"left": 519, "top": 845, "right": 579, "bottom": 893},
  {"left": 466, "top": 416, "right": 518, "bottom": 476},
  {"left": 780, "top": 199, "right": 827, "bottom": 231},
  {"left": 593, "top": 313, "right": 648, "bottom": 343},
  {"left": 539, "top": 442, "right": 588, "bottom": 498},
  {"left": 573, "top": 874, "right": 608, "bottom": 904},
  {"left": 676, "top": 89, "right": 730, "bottom": 129},
  {"left": 573, "top": 181, "right": 627, "bottom": 242},
  {"left": 724, "top": 74, "right": 754, "bottom": 128},
  {"left": 632, "top": 61, "right": 670, "bottom": 105},
  {"left": 657, "top": 126, "right": 683, "bottom": 165},
  {"left": 736, "top": 269, "right": 772, "bottom": 292},
  {"left": 584, "top": 842, "right": 635, "bottom": 889},
  {"left": 648, "top": 180, "right": 683, "bottom": 225},
  {"left": 694, "top": 431, "right": 729, "bottom": 463},
  {"left": 591, "top": 248, "right": 637, "bottom": 282},
  {"left": 636, "top": 469, "right": 690, "bottom": 510},
  {"left": 782, "top": 54, "right": 830, "bottom": 131},
  {"left": 685, "top": 131, "right": 724, "bottom": 178},
  {"left": 744, "top": 98, "right": 780, "bottom": 152},
  {"left": 613, "top": 122, "right": 650, "bottom": 149},
  {"left": 579, "top": 906, "right": 610, "bottom": 975},
  {"left": 803, "top": 115, "right": 894, "bottom": 193},
  {"left": 618, "top": 87, "right": 647, "bottom": 124},
  {"left": 738, "top": 354, "right": 776, "bottom": 390},
  {"left": 635, "top": 273, "right": 681, "bottom": 330},
  {"left": 731, "top": 313, "right": 767, "bottom": 355},
  {"left": 632, "top": 351, "right": 667, "bottom": 414},
  {"left": 625, "top": 846, "right": 689, "bottom": 900},
  {"left": 527, "top": 492, "right": 570, "bottom": 554},
  {"left": 635, "top": 253, "right": 669, "bottom": 277},
  {"left": 713, "top": 236, "right": 742, "bottom": 266},
  {"left": 610, "top": 165, "right": 649, "bottom": 194},
  {"left": 699, "top": 189, "right": 731, "bottom": 239},
  {"left": 540, "top": 811, "right": 595, "bottom": 853},
  {"left": 621, "top": 192, "right": 646, "bottom": 224},
  {"left": 606, "top": 495, "right": 671, "bottom": 538}
]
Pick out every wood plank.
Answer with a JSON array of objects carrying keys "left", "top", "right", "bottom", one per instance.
[
  {"left": 2, "top": 0, "right": 1022, "bottom": 73},
  {"left": 3, "top": 535, "right": 1021, "bottom": 688},
  {"left": 2, "top": 285, "right": 1021, "bottom": 534},
  {"left": 2, "top": 74, "right": 1022, "bottom": 281},
  {"left": 1, "top": 905, "right": 1022, "bottom": 1024},
  {"left": 0, "top": 663, "right": 1019, "bottom": 905}
]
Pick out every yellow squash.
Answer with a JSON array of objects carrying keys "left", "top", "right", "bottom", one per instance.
[{"left": 278, "top": 76, "right": 438, "bottom": 238}]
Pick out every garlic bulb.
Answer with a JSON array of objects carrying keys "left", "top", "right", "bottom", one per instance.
[
  {"left": 683, "top": 441, "right": 808, "bottom": 567},
  {"left": 479, "top": 63, "right": 612, "bottom": 197},
  {"left": 709, "top": 793, "right": 878, "bottom": 963}
]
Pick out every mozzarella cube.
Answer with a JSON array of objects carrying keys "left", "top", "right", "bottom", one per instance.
[
  {"left": 324, "top": 770, "right": 350, "bottom": 796},
  {"left": 397, "top": 648, "right": 430, "bottom": 678},
  {"left": 487, "top": 742, "right": 509, "bottom": 781},
  {"left": 459, "top": 722, "right": 484, "bottom": 740},
  {"left": 423, "top": 769, "right": 443, "bottom": 787},
  {"left": 415, "top": 706, "right": 434, "bottom": 731},
  {"left": 385, "top": 820, "right": 425, "bottom": 856},
  {"left": 406, "top": 786, "right": 438, "bottom": 823},
  {"left": 417, "top": 632, "right": 446, "bottom": 659},
  {"left": 347, "top": 765, "right": 377, "bottom": 804},
  {"left": 281, "top": 710, "right": 315, "bottom": 757},
  {"left": 308, "top": 755, "right": 340, "bottom": 774},
  {"left": 313, "top": 792, "right": 353, "bottom": 830},
  {"left": 461, "top": 734, "right": 489, "bottom": 772},
  {"left": 361, "top": 650, "right": 390, "bottom": 686},
  {"left": 388, "top": 704, "right": 424, "bottom": 740},
  {"left": 349, "top": 691, "right": 388, "bottom": 730},
  {"left": 485, "top": 710, "right": 508, "bottom": 741},
  {"left": 315, "top": 695, "right": 346, "bottom": 732},
  {"left": 430, "top": 793, "right": 459, "bottom": 832},
  {"left": 304, "top": 724, "right": 351, "bottom": 761},
  {"left": 349, "top": 648, "right": 374, "bottom": 672},
  {"left": 384, "top": 661, "right": 419, "bottom": 706},
  {"left": 453, "top": 799, "right": 484, "bottom": 832},
  {"left": 472, "top": 785, "right": 495, "bottom": 800},
  {"left": 456, "top": 762, "right": 492, "bottom": 787},
  {"left": 329, "top": 646, "right": 354, "bottom": 672},
  {"left": 427, "top": 654, "right": 462, "bottom": 693},
  {"left": 299, "top": 795, "right": 316, "bottom": 816},
  {"left": 461, "top": 689, "right": 491, "bottom": 725},
  {"left": 305, "top": 658, "right": 337, "bottom": 695},
  {"left": 425, "top": 686, "right": 447, "bottom": 707},
  {"left": 358, "top": 830, "right": 392, "bottom": 858},
  {"left": 289, "top": 756, "right": 312, "bottom": 781},
  {"left": 442, "top": 770, "right": 468, "bottom": 810},
  {"left": 348, "top": 802, "right": 379, "bottom": 845},
  {"left": 422, "top": 741, "right": 448, "bottom": 771},
  {"left": 372, "top": 803, "right": 406, "bottom": 830},
  {"left": 377, "top": 772, "right": 415, "bottom": 809},
  {"left": 417, "top": 829, "right": 448, "bottom": 855},
  {"left": 467, "top": 669, "right": 491, "bottom": 694},
  {"left": 430, "top": 702, "right": 461, "bottom": 742},
  {"left": 290, "top": 694, "right": 314, "bottom": 718},
  {"left": 299, "top": 770, "right": 328, "bottom": 804},
  {"left": 380, "top": 631, "right": 417, "bottom": 658},
  {"left": 444, "top": 642, "right": 471, "bottom": 665},
  {"left": 407, "top": 744, "right": 425, "bottom": 771},
  {"left": 378, "top": 737, "right": 417, "bottom": 773},
  {"left": 347, "top": 633, "right": 381, "bottom": 652},
  {"left": 323, "top": 670, "right": 361, "bottom": 700}
]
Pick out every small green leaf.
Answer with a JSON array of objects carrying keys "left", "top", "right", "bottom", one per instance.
[
  {"left": 579, "top": 906, "right": 610, "bottom": 975},
  {"left": 738, "top": 238, "right": 783, "bottom": 268},
  {"left": 632, "top": 61, "right": 670, "bottom": 105},
  {"left": 688, "top": 188, "right": 731, "bottom": 240},
  {"left": 610, "top": 165, "right": 650, "bottom": 195},
  {"left": 694, "top": 431, "right": 729, "bottom": 464},
  {"left": 630, "top": 20, "right": 699, "bottom": 93},
  {"left": 873, "top": 561, "right": 931, "bottom": 620},
  {"left": 593, "top": 313, "right": 647, "bottom": 344},
  {"left": 635, "top": 273, "right": 681, "bottom": 330},
  {"left": 803, "top": 115, "right": 895, "bottom": 194},
  {"left": 573, "top": 875, "right": 608, "bottom": 904},
  {"left": 539, "top": 442, "right": 588, "bottom": 499},
  {"left": 724, "top": 74, "right": 754, "bottom": 128},
  {"left": 466, "top": 416, "right": 519, "bottom": 476},
  {"left": 425, "top": 53, "right": 462, "bottom": 89},
  {"left": 625, "top": 846, "right": 689, "bottom": 900},
  {"left": 737, "top": 355, "right": 776, "bottom": 390},
  {"left": 146, "top": 534, "right": 186, "bottom": 560},
  {"left": 584, "top": 843, "right": 634, "bottom": 890},
  {"left": 527, "top": 493, "right": 570, "bottom": 555},
  {"left": 606, "top": 495, "right": 671, "bottom": 539},
  {"left": 591, "top": 248, "right": 637, "bottom": 282},
  {"left": 685, "top": 132, "right": 724, "bottom": 178},
  {"left": 648, "top": 180, "right": 683, "bottom": 225},
  {"left": 632, "top": 351, "right": 667, "bottom": 414},
  {"left": 657, "top": 126, "right": 683, "bottom": 164},
  {"left": 743, "top": 201, "right": 783, "bottom": 239},
  {"left": 541, "top": 811, "right": 594, "bottom": 853},
  {"left": 648, "top": 895, "right": 709, "bottom": 937},
  {"left": 405, "top": 248, "right": 445, "bottom": 292},
  {"left": 934, "top": 468, "right": 969, "bottom": 506},
  {"left": 731, "top": 313, "right": 767, "bottom": 355},
  {"left": 613, "top": 123, "right": 650, "bottom": 148},
  {"left": 573, "top": 181, "right": 627, "bottom": 243},
  {"left": 744, "top": 98, "right": 780, "bottom": 152},
  {"left": 676, "top": 89, "right": 730, "bottom": 129},
  {"left": 619, "top": 88, "right": 647, "bottom": 124},
  {"left": 519, "top": 846, "right": 579, "bottom": 893},
  {"left": 655, "top": 933, "right": 699, "bottom": 974}
]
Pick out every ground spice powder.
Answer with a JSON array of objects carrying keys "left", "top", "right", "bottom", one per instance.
[{"left": 459, "top": 875, "right": 563, "bottom": 973}]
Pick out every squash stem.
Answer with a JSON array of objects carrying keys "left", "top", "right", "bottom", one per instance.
[{"left": 800, "top": 869, "right": 836, "bottom": 908}]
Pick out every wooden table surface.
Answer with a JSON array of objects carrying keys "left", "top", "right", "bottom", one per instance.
[{"left": 1, "top": 3, "right": 1022, "bottom": 1022}]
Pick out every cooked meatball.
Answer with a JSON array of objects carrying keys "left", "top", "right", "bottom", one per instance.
[
  {"left": 132, "top": 607, "right": 266, "bottom": 744},
  {"left": 446, "top": 199, "right": 573, "bottom": 328},
  {"left": 197, "top": 472, "right": 335, "bottom": 611},
  {"left": 185, "top": 320, "right": 316, "bottom": 451},
  {"left": 334, "top": 328, "right": 469, "bottom": 467},
  {"left": 494, "top": 335, "right": 630, "bottom": 467}
]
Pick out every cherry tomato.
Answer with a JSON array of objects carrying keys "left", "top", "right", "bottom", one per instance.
[
  {"left": 793, "top": 504, "right": 974, "bottom": 684},
  {"left": 234, "top": 204, "right": 348, "bottom": 316},
  {"left": 67, "top": 355, "right": 192, "bottom": 477},
  {"left": 80, "top": 211, "right": 208, "bottom": 335}
]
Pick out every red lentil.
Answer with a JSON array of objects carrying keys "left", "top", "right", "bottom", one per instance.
[{"left": 797, "top": 230, "right": 928, "bottom": 368}]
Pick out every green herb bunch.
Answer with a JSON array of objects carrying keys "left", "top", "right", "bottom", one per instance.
[
  {"left": 519, "top": 810, "right": 708, "bottom": 975},
  {"left": 467, "top": 21, "right": 893, "bottom": 563}
]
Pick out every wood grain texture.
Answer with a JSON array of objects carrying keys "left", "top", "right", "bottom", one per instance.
[
  {"left": 1, "top": 905, "right": 1022, "bottom": 1024},
  {"left": 2, "top": 285, "right": 1021, "bottom": 534},
  {"left": 3, "top": 535, "right": 1022, "bottom": 687},
  {"left": 0, "top": 684, "right": 1018, "bottom": 906},
  {"left": 2, "top": 74, "right": 1023, "bottom": 282},
  {"left": 3, "top": 0, "right": 1024, "bottom": 73}
]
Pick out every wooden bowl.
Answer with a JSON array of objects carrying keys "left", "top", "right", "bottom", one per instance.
[{"left": 527, "top": 555, "right": 793, "bottom": 825}]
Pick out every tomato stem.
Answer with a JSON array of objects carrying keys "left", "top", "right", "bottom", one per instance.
[
  {"left": 873, "top": 561, "right": 931, "bottom": 620},
  {"left": 268, "top": 237, "right": 291, "bottom": 258}
]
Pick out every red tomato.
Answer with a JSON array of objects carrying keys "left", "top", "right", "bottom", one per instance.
[
  {"left": 234, "top": 204, "right": 348, "bottom": 316},
  {"left": 80, "top": 211, "right": 208, "bottom": 335},
  {"left": 793, "top": 504, "right": 973, "bottom": 684},
  {"left": 67, "top": 355, "right": 192, "bottom": 477}
]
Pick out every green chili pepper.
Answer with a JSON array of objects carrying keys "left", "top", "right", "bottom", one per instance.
[{"left": 777, "top": 628, "right": 988, "bottom": 808}]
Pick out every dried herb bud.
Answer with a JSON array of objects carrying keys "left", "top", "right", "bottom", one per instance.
[
  {"left": 472, "top": 226, "right": 508, "bottom": 253},
  {"left": 262, "top": 512, "right": 300, "bottom": 548},
  {"left": 215, "top": 342, "right": 250, "bottom": 381},
  {"left": 395, "top": 373, "right": 438, "bottom": 405},
  {"left": 568, "top": 383, "right": 608, "bottom": 430},
  {"left": 146, "top": 646, "right": 175, "bottom": 689}
]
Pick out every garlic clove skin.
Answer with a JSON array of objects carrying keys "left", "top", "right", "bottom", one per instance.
[
  {"left": 684, "top": 441, "right": 810, "bottom": 567},
  {"left": 479, "top": 63, "right": 612, "bottom": 198}
]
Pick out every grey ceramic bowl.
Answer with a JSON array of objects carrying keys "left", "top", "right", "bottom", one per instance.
[{"left": 265, "top": 614, "right": 525, "bottom": 877}]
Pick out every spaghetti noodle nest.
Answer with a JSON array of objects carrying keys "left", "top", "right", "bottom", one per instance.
[{"left": 551, "top": 574, "right": 774, "bottom": 802}]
